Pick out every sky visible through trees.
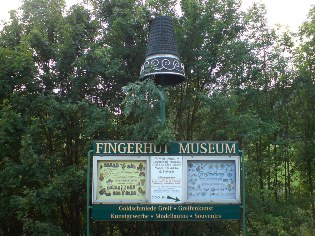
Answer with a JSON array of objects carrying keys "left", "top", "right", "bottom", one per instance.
[{"left": 0, "top": 0, "right": 314, "bottom": 32}]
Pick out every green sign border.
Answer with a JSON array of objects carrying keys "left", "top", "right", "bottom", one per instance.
[
  {"left": 93, "top": 141, "right": 239, "bottom": 156},
  {"left": 92, "top": 204, "right": 240, "bottom": 221}
]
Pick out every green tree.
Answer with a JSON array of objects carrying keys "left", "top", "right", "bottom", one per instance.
[
  {"left": 295, "top": 5, "right": 315, "bottom": 222},
  {"left": 0, "top": 1, "right": 114, "bottom": 235}
]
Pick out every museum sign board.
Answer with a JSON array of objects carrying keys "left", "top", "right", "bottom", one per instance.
[{"left": 92, "top": 141, "right": 241, "bottom": 221}]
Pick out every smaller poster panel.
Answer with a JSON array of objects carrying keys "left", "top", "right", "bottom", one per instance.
[
  {"left": 93, "top": 157, "right": 149, "bottom": 203},
  {"left": 184, "top": 157, "right": 240, "bottom": 203},
  {"left": 151, "top": 156, "right": 183, "bottom": 203}
]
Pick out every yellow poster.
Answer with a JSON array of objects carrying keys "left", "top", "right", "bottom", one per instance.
[{"left": 96, "top": 160, "right": 147, "bottom": 202}]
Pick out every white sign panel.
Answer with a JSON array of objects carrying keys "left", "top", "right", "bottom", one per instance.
[{"left": 150, "top": 156, "right": 183, "bottom": 203}]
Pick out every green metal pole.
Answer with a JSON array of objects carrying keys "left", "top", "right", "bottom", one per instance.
[
  {"left": 87, "top": 150, "right": 93, "bottom": 236},
  {"left": 158, "top": 87, "right": 168, "bottom": 236},
  {"left": 162, "top": 222, "right": 169, "bottom": 236},
  {"left": 158, "top": 87, "right": 166, "bottom": 124},
  {"left": 240, "top": 150, "right": 246, "bottom": 236}
]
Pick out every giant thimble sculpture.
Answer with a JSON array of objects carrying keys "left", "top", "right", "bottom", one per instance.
[{"left": 140, "top": 16, "right": 186, "bottom": 85}]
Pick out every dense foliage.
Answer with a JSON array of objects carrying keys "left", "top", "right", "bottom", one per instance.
[{"left": 0, "top": 0, "right": 315, "bottom": 235}]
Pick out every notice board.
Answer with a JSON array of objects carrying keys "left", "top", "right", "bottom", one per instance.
[
  {"left": 92, "top": 141, "right": 240, "bottom": 205},
  {"left": 91, "top": 141, "right": 241, "bottom": 221},
  {"left": 150, "top": 156, "right": 183, "bottom": 203}
]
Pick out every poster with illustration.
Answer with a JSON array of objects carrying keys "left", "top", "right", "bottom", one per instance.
[
  {"left": 187, "top": 160, "right": 236, "bottom": 200},
  {"left": 96, "top": 160, "right": 147, "bottom": 202}
]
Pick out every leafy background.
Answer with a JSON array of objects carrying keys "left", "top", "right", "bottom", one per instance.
[{"left": 0, "top": 0, "right": 315, "bottom": 235}]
